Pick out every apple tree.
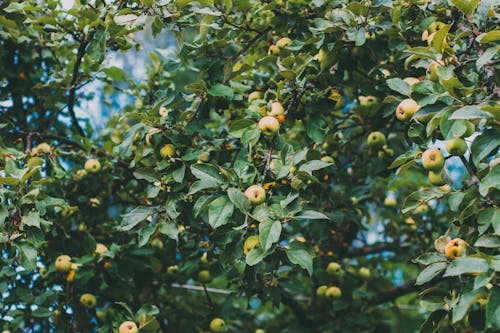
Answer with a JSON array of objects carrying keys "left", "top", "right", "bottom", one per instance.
[{"left": 0, "top": 0, "right": 499, "bottom": 332}]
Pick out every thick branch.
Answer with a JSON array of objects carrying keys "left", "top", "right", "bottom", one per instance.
[{"left": 68, "top": 40, "right": 90, "bottom": 137}]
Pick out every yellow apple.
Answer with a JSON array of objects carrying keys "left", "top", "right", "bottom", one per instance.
[
  {"left": 428, "top": 170, "right": 446, "bottom": 186},
  {"left": 209, "top": 318, "right": 226, "bottom": 332},
  {"left": 243, "top": 235, "right": 260, "bottom": 255},
  {"left": 325, "top": 286, "right": 342, "bottom": 299},
  {"left": 244, "top": 185, "right": 266, "bottom": 205},
  {"left": 258, "top": 116, "right": 280, "bottom": 136},
  {"left": 80, "top": 293, "right": 96, "bottom": 309},
  {"left": 36, "top": 142, "right": 51, "bottom": 154},
  {"left": 198, "top": 270, "right": 212, "bottom": 283},
  {"left": 55, "top": 255, "right": 72, "bottom": 272},
  {"left": 160, "top": 144, "right": 175, "bottom": 158},
  {"left": 444, "top": 238, "right": 466, "bottom": 259},
  {"left": 84, "top": 159, "right": 101, "bottom": 173},
  {"left": 421, "top": 149, "right": 444, "bottom": 171},
  {"left": 269, "top": 101, "right": 284, "bottom": 116},
  {"left": 326, "top": 262, "right": 341, "bottom": 275},
  {"left": 426, "top": 61, "right": 441, "bottom": 82},
  {"left": 95, "top": 243, "right": 109, "bottom": 255},
  {"left": 396, "top": 98, "right": 419, "bottom": 121},
  {"left": 276, "top": 37, "right": 292, "bottom": 49},
  {"left": 248, "top": 91, "right": 263, "bottom": 102},
  {"left": 119, "top": 321, "right": 139, "bottom": 333},
  {"left": 366, "top": 131, "right": 387, "bottom": 149}
]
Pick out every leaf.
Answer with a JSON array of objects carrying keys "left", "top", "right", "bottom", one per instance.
[
  {"left": 227, "top": 188, "right": 250, "bottom": 213},
  {"left": 450, "top": 0, "right": 479, "bottom": 15},
  {"left": 159, "top": 221, "right": 179, "bottom": 241},
  {"left": 229, "top": 119, "right": 255, "bottom": 138},
  {"left": 474, "top": 234, "right": 500, "bottom": 248},
  {"left": 452, "top": 292, "right": 476, "bottom": 323},
  {"left": 121, "top": 206, "right": 156, "bottom": 231},
  {"left": 113, "top": 14, "right": 138, "bottom": 25},
  {"left": 172, "top": 164, "right": 186, "bottom": 183},
  {"left": 17, "top": 242, "right": 38, "bottom": 271},
  {"left": 190, "top": 164, "right": 224, "bottom": 184},
  {"left": 208, "top": 196, "right": 234, "bottom": 229},
  {"left": 32, "top": 307, "right": 52, "bottom": 318},
  {"left": 479, "top": 165, "right": 500, "bottom": 197},
  {"left": 443, "top": 257, "right": 489, "bottom": 277},
  {"left": 87, "top": 30, "right": 106, "bottom": 64},
  {"left": 102, "top": 66, "right": 128, "bottom": 81},
  {"left": 419, "top": 309, "right": 447, "bottom": 333},
  {"left": 476, "top": 46, "right": 498, "bottom": 69},
  {"left": 286, "top": 246, "right": 314, "bottom": 276},
  {"left": 298, "top": 160, "right": 331, "bottom": 173},
  {"left": 207, "top": 84, "right": 234, "bottom": 99},
  {"left": 133, "top": 168, "right": 160, "bottom": 183},
  {"left": 416, "top": 262, "right": 447, "bottom": 285},
  {"left": 486, "top": 286, "right": 500, "bottom": 328},
  {"left": 477, "top": 30, "right": 500, "bottom": 44},
  {"left": 450, "top": 105, "right": 492, "bottom": 120},
  {"left": 296, "top": 210, "right": 329, "bottom": 220},
  {"left": 245, "top": 246, "right": 266, "bottom": 266},
  {"left": 478, "top": 208, "right": 500, "bottom": 234},
  {"left": 259, "top": 220, "right": 282, "bottom": 251},
  {"left": 413, "top": 253, "right": 447, "bottom": 265},
  {"left": 386, "top": 78, "right": 410, "bottom": 96},
  {"left": 22, "top": 211, "right": 40, "bottom": 229}
]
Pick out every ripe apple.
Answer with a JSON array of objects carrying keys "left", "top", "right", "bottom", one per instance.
[
  {"left": 325, "top": 286, "right": 342, "bottom": 299},
  {"left": 426, "top": 61, "right": 441, "bottom": 82},
  {"left": 84, "top": 159, "right": 101, "bottom": 173},
  {"left": 197, "top": 151, "right": 210, "bottom": 163},
  {"left": 396, "top": 98, "right": 419, "bottom": 121},
  {"left": 248, "top": 91, "right": 263, "bottom": 102},
  {"left": 95, "top": 243, "right": 109, "bottom": 255},
  {"left": 269, "top": 101, "right": 284, "bottom": 116},
  {"left": 36, "top": 142, "right": 51, "bottom": 154},
  {"left": 428, "top": 170, "right": 446, "bottom": 186},
  {"left": 445, "top": 137, "right": 467, "bottom": 156},
  {"left": 198, "top": 270, "right": 212, "bottom": 283},
  {"left": 403, "top": 77, "right": 420, "bottom": 87},
  {"left": 55, "top": 255, "right": 72, "bottom": 272},
  {"left": 119, "top": 321, "right": 139, "bottom": 333},
  {"left": 444, "top": 238, "right": 466, "bottom": 259},
  {"left": 243, "top": 235, "right": 260, "bottom": 255},
  {"left": 258, "top": 116, "right": 280, "bottom": 136},
  {"left": 421, "top": 148, "right": 445, "bottom": 171},
  {"left": 384, "top": 197, "right": 396, "bottom": 207},
  {"left": 244, "top": 185, "right": 266, "bottom": 205},
  {"left": 209, "top": 318, "right": 226, "bottom": 332},
  {"left": 276, "top": 37, "right": 292, "bottom": 49},
  {"left": 358, "top": 267, "right": 371, "bottom": 279},
  {"left": 80, "top": 293, "right": 96, "bottom": 309},
  {"left": 160, "top": 144, "right": 175, "bottom": 158},
  {"left": 366, "top": 131, "right": 387, "bottom": 149},
  {"left": 326, "top": 262, "right": 341, "bottom": 275}
]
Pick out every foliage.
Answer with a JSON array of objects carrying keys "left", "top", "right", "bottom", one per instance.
[{"left": 0, "top": 0, "right": 499, "bottom": 332}]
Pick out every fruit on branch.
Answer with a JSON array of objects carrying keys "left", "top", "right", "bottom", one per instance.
[
  {"left": 159, "top": 106, "right": 169, "bottom": 117},
  {"left": 421, "top": 149, "right": 444, "bottom": 171},
  {"left": 359, "top": 95, "right": 378, "bottom": 107},
  {"left": 55, "top": 255, "right": 72, "bottom": 272},
  {"left": 325, "top": 286, "right": 342, "bottom": 299},
  {"left": 276, "top": 37, "right": 292, "bottom": 49},
  {"left": 358, "top": 267, "right": 371, "bottom": 279},
  {"left": 384, "top": 197, "right": 397, "bottom": 207},
  {"left": 321, "top": 156, "right": 334, "bottom": 164},
  {"left": 248, "top": 91, "right": 263, "bottom": 102},
  {"left": 84, "top": 159, "right": 101, "bottom": 173},
  {"left": 269, "top": 101, "right": 284, "bottom": 116},
  {"left": 258, "top": 116, "right": 280, "bottom": 136},
  {"left": 244, "top": 185, "right": 266, "bottom": 205},
  {"left": 256, "top": 329, "right": 265, "bottom": 333},
  {"left": 167, "top": 265, "right": 179, "bottom": 276},
  {"left": 95, "top": 243, "right": 109, "bottom": 255},
  {"left": 395, "top": 98, "right": 419, "bottom": 121},
  {"left": 268, "top": 44, "right": 279, "bottom": 55},
  {"left": 119, "top": 321, "right": 139, "bottom": 333},
  {"left": 366, "top": 131, "right": 387, "bottom": 149},
  {"left": 209, "top": 318, "right": 226, "bottom": 332},
  {"left": 463, "top": 121, "right": 475, "bottom": 137},
  {"left": 80, "top": 293, "right": 96, "bottom": 309},
  {"left": 160, "top": 144, "right": 175, "bottom": 158},
  {"left": 326, "top": 262, "right": 341, "bottom": 275},
  {"left": 36, "top": 142, "right": 51, "bottom": 154},
  {"left": 243, "top": 235, "right": 260, "bottom": 255},
  {"left": 415, "top": 204, "right": 429, "bottom": 214},
  {"left": 198, "top": 270, "right": 212, "bottom": 283},
  {"left": 444, "top": 238, "right": 466, "bottom": 259},
  {"left": 428, "top": 170, "right": 446, "bottom": 186},
  {"left": 197, "top": 151, "right": 210, "bottom": 163},
  {"left": 316, "top": 285, "right": 328, "bottom": 299},
  {"left": 426, "top": 61, "right": 441, "bottom": 82},
  {"left": 151, "top": 238, "right": 164, "bottom": 249},
  {"left": 445, "top": 137, "right": 467, "bottom": 156}
]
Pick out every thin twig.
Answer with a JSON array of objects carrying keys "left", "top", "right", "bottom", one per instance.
[
  {"left": 260, "top": 147, "right": 273, "bottom": 185},
  {"left": 202, "top": 283, "right": 214, "bottom": 309}
]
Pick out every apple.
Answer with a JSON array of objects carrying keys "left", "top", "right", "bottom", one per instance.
[
  {"left": 55, "top": 255, "right": 72, "bottom": 272},
  {"left": 256, "top": 329, "right": 265, "bottom": 333},
  {"left": 428, "top": 170, "right": 446, "bottom": 186},
  {"left": 95, "top": 243, "right": 109, "bottom": 255},
  {"left": 350, "top": 196, "right": 358, "bottom": 205},
  {"left": 151, "top": 238, "right": 164, "bottom": 249},
  {"left": 421, "top": 30, "right": 436, "bottom": 45},
  {"left": 403, "top": 77, "right": 420, "bottom": 87},
  {"left": 429, "top": 21, "right": 445, "bottom": 33},
  {"left": 359, "top": 95, "right": 378, "bottom": 107},
  {"left": 426, "top": 61, "right": 441, "bottom": 82},
  {"left": 2, "top": 330, "right": 11, "bottom": 333},
  {"left": 167, "top": 265, "right": 179, "bottom": 276},
  {"left": 159, "top": 106, "right": 169, "bottom": 117},
  {"left": 316, "top": 285, "right": 328, "bottom": 299},
  {"left": 198, "top": 270, "right": 212, "bottom": 283},
  {"left": 119, "top": 321, "right": 139, "bottom": 333},
  {"left": 395, "top": 98, "right": 419, "bottom": 121},
  {"left": 269, "top": 101, "right": 284, "bottom": 116},
  {"left": 421, "top": 148, "right": 445, "bottom": 171},
  {"left": 84, "top": 159, "right": 101, "bottom": 173},
  {"left": 268, "top": 44, "right": 279, "bottom": 55},
  {"left": 366, "top": 131, "right": 387, "bottom": 149},
  {"left": 36, "top": 142, "right": 51, "bottom": 154},
  {"left": 243, "top": 235, "right": 260, "bottom": 255},
  {"left": 444, "top": 238, "right": 466, "bottom": 259},
  {"left": 276, "top": 37, "right": 292, "bottom": 49},
  {"left": 415, "top": 204, "right": 429, "bottom": 214},
  {"left": 160, "top": 144, "right": 175, "bottom": 158},
  {"left": 439, "top": 184, "right": 451, "bottom": 192},
  {"left": 445, "top": 137, "right": 467, "bottom": 156},
  {"left": 258, "top": 116, "right": 280, "bottom": 136},
  {"left": 248, "top": 91, "right": 263, "bottom": 102},
  {"left": 197, "top": 151, "right": 210, "bottom": 163},
  {"left": 96, "top": 310, "right": 107, "bottom": 322},
  {"left": 244, "top": 185, "right": 266, "bottom": 205},
  {"left": 52, "top": 309, "right": 61, "bottom": 324},
  {"left": 358, "top": 267, "right": 371, "bottom": 279},
  {"left": 325, "top": 286, "right": 342, "bottom": 299},
  {"left": 209, "top": 318, "right": 226, "bottom": 332},
  {"left": 326, "top": 262, "right": 341, "bottom": 275},
  {"left": 384, "top": 197, "right": 396, "bottom": 207},
  {"left": 79, "top": 293, "right": 96, "bottom": 309},
  {"left": 321, "top": 156, "right": 334, "bottom": 164},
  {"left": 463, "top": 121, "right": 475, "bottom": 137}
]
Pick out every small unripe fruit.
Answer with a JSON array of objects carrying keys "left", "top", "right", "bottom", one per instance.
[
  {"left": 463, "top": 121, "right": 475, "bottom": 137},
  {"left": 321, "top": 156, "right": 334, "bottom": 164},
  {"left": 55, "top": 255, "right": 72, "bottom": 272},
  {"left": 243, "top": 235, "right": 260, "bottom": 255},
  {"left": 427, "top": 61, "right": 441, "bottom": 82},
  {"left": 269, "top": 102, "right": 284, "bottom": 116},
  {"left": 428, "top": 170, "right": 446, "bottom": 186},
  {"left": 258, "top": 116, "right": 280, "bottom": 136},
  {"left": 95, "top": 243, "right": 109, "bottom": 255},
  {"left": 209, "top": 318, "right": 226, "bottom": 332},
  {"left": 325, "top": 286, "right": 342, "bottom": 299},
  {"left": 160, "top": 144, "right": 175, "bottom": 158},
  {"left": 80, "top": 293, "right": 96, "bottom": 309},
  {"left": 445, "top": 137, "right": 467, "bottom": 156},
  {"left": 276, "top": 37, "right": 292, "bottom": 49},
  {"left": 316, "top": 285, "right": 328, "bottom": 299},
  {"left": 358, "top": 267, "right": 371, "bottom": 279},
  {"left": 198, "top": 270, "right": 212, "bottom": 283},
  {"left": 248, "top": 91, "right": 263, "bottom": 102},
  {"left": 167, "top": 265, "right": 179, "bottom": 276},
  {"left": 415, "top": 204, "right": 429, "bottom": 214},
  {"left": 359, "top": 95, "right": 378, "bottom": 107},
  {"left": 326, "top": 262, "right": 341, "bottom": 275},
  {"left": 421, "top": 149, "right": 445, "bottom": 171},
  {"left": 256, "top": 329, "right": 265, "bottom": 333},
  {"left": 384, "top": 197, "right": 396, "bottom": 207},
  {"left": 198, "top": 151, "right": 210, "bottom": 163},
  {"left": 444, "top": 238, "right": 466, "bottom": 259},
  {"left": 244, "top": 185, "right": 266, "bottom": 205},
  {"left": 396, "top": 99, "right": 419, "bottom": 121},
  {"left": 84, "top": 159, "right": 101, "bottom": 173},
  {"left": 36, "top": 142, "right": 51, "bottom": 154},
  {"left": 151, "top": 238, "right": 164, "bottom": 249},
  {"left": 119, "top": 321, "right": 139, "bottom": 333},
  {"left": 366, "top": 131, "right": 386, "bottom": 149},
  {"left": 351, "top": 197, "right": 358, "bottom": 205}
]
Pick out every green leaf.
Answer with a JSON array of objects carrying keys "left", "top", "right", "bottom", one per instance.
[
  {"left": 159, "top": 221, "right": 179, "bottom": 240},
  {"left": 452, "top": 292, "right": 476, "bottom": 323},
  {"left": 17, "top": 242, "right": 38, "bottom": 271},
  {"left": 477, "top": 30, "right": 500, "bottom": 44},
  {"left": 228, "top": 119, "right": 256, "bottom": 138},
  {"left": 207, "top": 84, "right": 234, "bottom": 99},
  {"left": 386, "top": 78, "right": 410, "bottom": 96},
  {"left": 486, "top": 286, "right": 500, "bottom": 328},
  {"left": 419, "top": 309, "right": 447, "bottom": 333},
  {"left": 246, "top": 246, "right": 266, "bottom": 266},
  {"left": 190, "top": 164, "right": 224, "bottom": 184},
  {"left": 479, "top": 165, "right": 500, "bottom": 197},
  {"left": 227, "top": 188, "right": 250, "bottom": 213},
  {"left": 133, "top": 168, "right": 160, "bottom": 183},
  {"left": 474, "top": 234, "right": 500, "bottom": 248},
  {"left": 102, "top": 66, "right": 128, "bottom": 81},
  {"left": 450, "top": 105, "right": 492, "bottom": 120},
  {"left": 296, "top": 210, "right": 329, "bottom": 220},
  {"left": 443, "top": 257, "right": 489, "bottom": 277},
  {"left": 121, "top": 206, "right": 157, "bottom": 231},
  {"left": 259, "top": 220, "right": 282, "bottom": 251},
  {"left": 208, "top": 196, "right": 234, "bottom": 229},
  {"left": 416, "top": 262, "right": 447, "bottom": 285},
  {"left": 298, "top": 160, "right": 331, "bottom": 173},
  {"left": 476, "top": 46, "right": 498, "bottom": 69},
  {"left": 32, "top": 307, "right": 53, "bottom": 318},
  {"left": 87, "top": 30, "right": 107, "bottom": 64},
  {"left": 286, "top": 245, "right": 314, "bottom": 276},
  {"left": 413, "top": 253, "right": 447, "bottom": 265},
  {"left": 172, "top": 164, "right": 186, "bottom": 183},
  {"left": 478, "top": 207, "right": 500, "bottom": 234},
  {"left": 22, "top": 211, "right": 40, "bottom": 228},
  {"left": 450, "top": 0, "right": 479, "bottom": 15},
  {"left": 472, "top": 129, "right": 500, "bottom": 166}
]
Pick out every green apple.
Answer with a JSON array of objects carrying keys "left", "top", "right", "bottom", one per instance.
[
  {"left": 209, "top": 318, "right": 226, "bottom": 332},
  {"left": 258, "top": 116, "right": 280, "bottom": 136},
  {"left": 198, "top": 270, "right": 212, "bottom": 283},
  {"left": 119, "top": 321, "right": 139, "bottom": 333},
  {"left": 84, "top": 159, "right": 101, "bottom": 173},
  {"left": 55, "top": 255, "right": 72, "bottom": 272},
  {"left": 316, "top": 285, "right": 328, "bottom": 299},
  {"left": 445, "top": 137, "right": 467, "bottom": 156},
  {"left": 276, "top": 37, "right": 292, "bottom": 49},
  {"left": 421, "top": 148, "right": 444, "bottom": 171},
  {"left": 358, "top": 267, "right": 371, "bottom": 279},
  {"left": 395, "top": 98, "right": 419, "bottom": 121},
  {"left": 80, "top": 293, "right": 96, "bottom": 309},
  {"left": 244, "top": 185, "right": 266, "bottom": 205},
  {"left": 167, "top": 265, "right": 179, "bottom": 276},
  {"left": 96, "top": 310, "right": 107, "bottom": 322},
  {"left": 428, "top": 170, "right": 446, "bottom": 186},
  {"left": 325, "top": 286, "right": 342, "bottom": 299},
  {"left": 350, "top": 196, "right": 358, "bottom": 205},
  {"left": 463, "top": 121, "right": 475, "bottom": 137},
  {"left": 444, "top": 238, "right": 466, "bottom": 259},
  {"left": 269, "top": 101, "right": 284, "bottom": 116},
  {"left": 326, "top": 262, "right": 341, "bottom": 275},
  {"left": 160, "top": 144, "right": 175, "bottom": 158},
  {"left": 256, "top": 329, "right": 265, "bottom": 333},
  {"left": 359, "top": 95, "right": 378, "bottom": 107},
  {"left": 151, "top": 238, "right": 164, "bottom": 249},
  {"left": 243, "top": 235, "right": 260, "bottom": 255},
  {"left": 428, "top": 21, "right": 445, "bottom": 33},
  {"left": 248, "top": 91, "right": 263, "bottom": 102},
  {"left": 366, "top": 131, "right": 387, "bottom": 149},
  {"left": 384, "top": 197, "right": 396, "bottom": 207},
  {"left": 426, "top": 61, "right": 441, "bottom": 82}
]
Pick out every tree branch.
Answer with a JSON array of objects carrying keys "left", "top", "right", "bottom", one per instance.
[
  {"left": 367, "top": 279, "right": 417, "bottom": 305},
  {"left": 344, "top": 243, "right": 396, "bottom": 257},
  {"left": 228, "top": 27, "right": 271, "bottom": 62},
  {"left": 459, "top": 155, "right": 479, "bottom": 186}
]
